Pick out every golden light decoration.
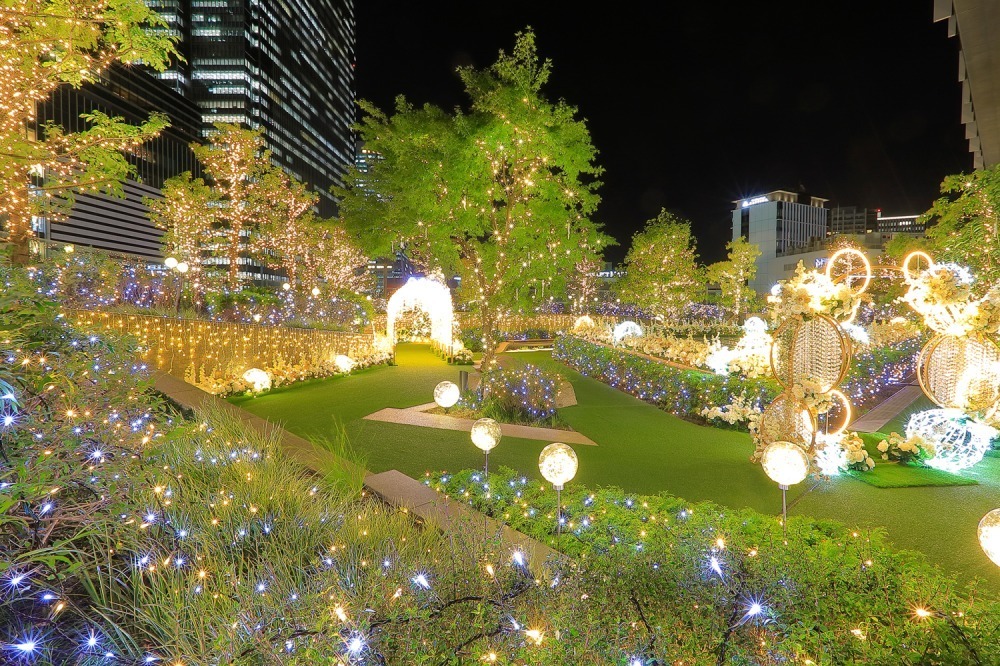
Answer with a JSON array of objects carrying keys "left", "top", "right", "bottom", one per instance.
[
  {"left": 901, "top": 250, "right": 935, "bottom": 282},
  {"left": 572, "top": 315, "right": 595, "bottom": 334},
  {"left": 311, "top": 286, "right": 321, "bottom": 297},
  {"left": 826, "top": 248, "right": 872, "bottom": 299},
  {"left": 759, "top": 392, "right": 817, "bottom": 450},
  {"left": 386, "top": 277, "right": 455, "bottom": 351},
  {"left": 978, "top": 509, "right": 1000, "bottom": 567},
  {"left": 433, "top": 381, "right": 460, "bottom": 410},
  {"left": 241, "top": 368, "right": 271, "bottom": 393},
  {"left": 471, "top": 418, "right": 502, "bottom": 453},
  {"left": 917, "top": 335, "right": 1000, "bottom": 415},
  {"left": 538, "top": 442, "right": 578, "bottom": 490},
  {"left": 770, "top": 315, "right": 851, "bottom": 393},
  {"left": 824, "top": 389, "right": 852, "bottom": 436}
]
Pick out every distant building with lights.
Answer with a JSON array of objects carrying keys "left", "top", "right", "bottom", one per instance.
[
  {"left": 147, "top": 0, "right": 356, "bottom": 217},
  {"left": 732, "top": 189, "right": 829, "bottom": 293},
  {"left": 829, "top": 205, "right": 878, "bottom": 236},
  {"left": 877, "top": 212, "right": 925, "bottom": 235}
]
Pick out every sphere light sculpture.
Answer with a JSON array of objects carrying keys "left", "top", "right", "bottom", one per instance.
[
  {"left": 471, "top": 418, "right": 502, "bottom": 453},
  {"left": 613, "top": 320, "right": 643, "bottom": 345},
  {"left": 761, "top": 440, "right": 810, "bottom": 538},
  {"left": 164, "top": 257, "right": 178, "bottom": 269},
  {"left": 242, "top": 368, "right": 272, "bottom": 393},
  {"left": 906, "top": 408, "right": 995, "bottom": 473},
  {"left": 538, "top": 442, "right": 578, "bottom": 490},
  {"left": 333, "top": 355, "right": 356, "bottom": 373},
  {"left": 979, "top": 509, "right": 1000, "bottom": 567},
  {"left": 433, "top": 381, "right": 460, "bottom": 411}
]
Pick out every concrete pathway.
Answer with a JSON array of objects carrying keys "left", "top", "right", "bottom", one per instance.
[
  {"left": 849, "top": 384, "right": 924, "bottom": 433},
  {"left": 363, "top": 402, "right": 597, "bottom": 446}
]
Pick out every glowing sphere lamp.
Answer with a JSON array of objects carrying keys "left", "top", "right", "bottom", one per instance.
[
  {"left": 333, "top": 355, "right": 356, "bottom": 373},
  {"left": 176, "top": 261, "right": 189, "bottom": 274},
  {"left": 979, "top": 509, "right": 1000, "bottom": 567},
  {"left": 539, "top": 442, "right": 578, "bottom": 547},
  {"left": 761, "top": 440, "right": 810, "bottom": 538},
  {"left": 433, "top": 380, "right": 460, "bottom": 412},
  {"left": 164, "top": 257, "right": 178, "bottom": 269},
  {"left": 471, "top": 417, "right": 502, "bottom": 478},
  {"left": 242, "top": 368, "right": 272, "bottom": 393}
]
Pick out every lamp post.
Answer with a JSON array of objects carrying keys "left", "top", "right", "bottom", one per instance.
[
  {"left": 760, "top": 441, "right": 810, "bottom": 540},
  {"left": 538, "top": 442, "right": 578, "bottom": 549},
  {"left": 165, "top": 257, "right": 189, "bottom": 316}
]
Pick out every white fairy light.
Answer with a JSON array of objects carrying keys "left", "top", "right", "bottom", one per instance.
[
  {"left": 612, "top": 320, "right": 643, "bottom": 344},
  {"left": 242, "top": 368, "right": 272, "bottom": 393}
]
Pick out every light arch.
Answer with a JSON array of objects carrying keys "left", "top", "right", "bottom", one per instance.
[{"left": 386, "top": 277, "right": 454, "bottom": 349}]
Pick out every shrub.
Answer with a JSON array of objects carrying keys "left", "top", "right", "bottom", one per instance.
[
  {"left": 428, "top": 467, "right": 1000, "bottom": 663},
  {"left": 464, "top": 363, "right": 559, "bottom": 424},
  {"left": 554, "top": 335, "right": 778, "bottom": 425}
]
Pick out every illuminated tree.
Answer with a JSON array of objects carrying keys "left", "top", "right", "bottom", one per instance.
[
  {"left": 338, "top": 29, "right": 610, "bottom": 365},
  {"left": 253, "top": 168, "right": 318, "bottom": 291},
  {"left": 190, "top": 123, "right": 270, "bottom": 288},
  {"left": 148, "top": 173, "right": 221, "bottom": 298},
  {"left": 0, "top": 0, "right": 175, "bottom": 263},
  {"left": 616, "top": 209, "right": 702, "bottom": 320},
  {"left": 305, "top": 218, "right": 371, "bottom": 295},
  {"left": 924, "top": 165, "right": 1000, "bottom": 285},
  {"left": 705, "top": 237, "right": 760, "bottom": 321},
  {"left": 567, "top": 254, "right": 602, "bottom": 314}
]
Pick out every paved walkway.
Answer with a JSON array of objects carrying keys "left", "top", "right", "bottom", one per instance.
[
  {"left": 363, "top": 402, "right": 597, "bottom": 446},
  {"left": 849, "top": 384, "right": 924, "bottom": 433}
]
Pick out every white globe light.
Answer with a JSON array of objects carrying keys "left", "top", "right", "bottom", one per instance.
[
  {"left": 311, "top": 286, "right": 321, "bottom": 297},
  {"left": 242, "top": 368, "right": 271, "bottom": 393},
  {"left": 282, "top": 282, "right": 291, "bottom": 291},
  {"left": 176, "top": 262, "right": 189, "bottom": 274},
  {"left": 333, "top": 354, "right": 355, "bottom": 373},
  {"left": 471, "top": 418, "right": 502, "bottom": 452},
  {"left": 761, "top": 440, "right": 810, "bottom": 487},
  {"left": 979, "top": 509, "right": 1000, "bottom": 567},
  {"left": 433, "top": 381, "right": 460, "bottom": 409},
  {"left": 164, "top": 257, "right": 178, "bottom": 269},
  {"left": 538, "top": 442, "right": 578, "bottom": 489},
  {"left": 613, "top": 320, "right": 643, "bottom": 344},
  {"left": 906, "top": 408, "right": 996, "bottom": 473}
]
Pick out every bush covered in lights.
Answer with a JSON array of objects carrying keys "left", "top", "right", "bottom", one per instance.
[
  {"left": 429, "top": 467, "right": 1000, "bottom": 662},
  {"left": 465, "top": 363, "right": 560, "bottom": 425},
  {"left": 554, "top": 335, "right": 778, "bottom": 426}
]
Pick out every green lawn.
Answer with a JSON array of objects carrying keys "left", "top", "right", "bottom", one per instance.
[{"left": 232, "top": 344, "right": 1000, "bottom": 587}]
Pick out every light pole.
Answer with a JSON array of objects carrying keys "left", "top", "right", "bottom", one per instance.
[
  {"left": 760, "top": 441, "right": 810, "bottom": 540},
  {"left": 165, "top": 257, "right": 189, "bottom": 316},
  {"left": 538, "top": 442, "right": 578, "bottom": 549}
]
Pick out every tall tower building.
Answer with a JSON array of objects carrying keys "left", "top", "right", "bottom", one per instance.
[{"left": 152, "top": 0, "right": 356, "bottom": 216}]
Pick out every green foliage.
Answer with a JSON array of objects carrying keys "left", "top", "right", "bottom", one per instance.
[
  {"left": 431, "top": 466, "right": 1000, "bottom": 663},
  {"left": 338, "top": 29, "right": 612, "bottom": 361},
  {"left": 924, "top": 164, "right": 1000, "bottom": 285},
  {"left": 468, "top": 362, "right": 559, "bottom": 424},
  {"left": 705, "top": 237, "right": 760, "bottom": 321},
  {"left": 615, "top": 209, "right": 704, "bottom": 319},
  {"left": 554, "top": 335, "right": 778, "bottom": 425}
]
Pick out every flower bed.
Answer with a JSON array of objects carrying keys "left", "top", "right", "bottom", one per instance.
[
  {"left": 427, "top": 467, "right": 1000, "bottom": 663},
  {"left": 554, "top": 335, "right": 778, "bottom": 425}
]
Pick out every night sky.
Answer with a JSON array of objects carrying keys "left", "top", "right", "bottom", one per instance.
[{"left": 354, "top": 1, "right": 970, "bottom": 264}]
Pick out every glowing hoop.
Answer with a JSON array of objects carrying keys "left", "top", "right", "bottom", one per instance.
[
  {"left": 902, "top": 251, "right": 934, "bottom": 282},
  {"left": 826, "top": 248, "right": 872, "bottom": 296},
  {"left": 759, "top": 392, "right": 817, "bottom": 450},
  {"left": 823, "top": 389, "right": 852, "bottom": 436},
  {"left": 770, "top": 315, "right": 851, "bottom": 392}
]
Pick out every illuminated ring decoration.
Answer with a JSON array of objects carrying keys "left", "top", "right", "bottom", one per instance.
[
  {"left": 826, "top": 248, "right": 872, "bottom": 297},
  {"left": 770, "top": 315, "right": 851, "bottom": 392},
  {"left": 916, "top": 334, "right": 1000, "bottom": 414},
  {"left": 759, "top": 392, "right": 818, "bottom": 451},
  {"left": 902, "top": 250, "right": 935, "bottom": 283},
  {"left": 822, "top": 388, "right": 852, "bottom": 436}
]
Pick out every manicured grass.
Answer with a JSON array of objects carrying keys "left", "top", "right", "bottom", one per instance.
[
  {"left": 846, "top": 465, "right": 979, "bottom": 488},
  {"left": 233, "top": 344, "right": 1000, "bottom": 587}
]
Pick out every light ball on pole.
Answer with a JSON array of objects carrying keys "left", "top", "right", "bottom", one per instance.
[
  {"left": 433, "top": 381, "right": 460, "bottom": 410},
  {"left": 164, "top": 257, "right": 178, "bottom": 269},
  {"left": 311, "top": 286, "right": 321, "bottom": 297},
  {"left": 979, "top": 508, "right": 1000, "bottom": 567},
  {"left": 471, "top": 418, "right": 502, "bottom": 453},
  {"left": 282, "top": 282, "right": 291, "bottom": 291},
  {"left": 538, "top": 442, "right": 578, "bottom": 490},
  {"left": 761, "top": 440, "right": 810, "bottom": 487},
  {"left": 176, "top": 261, "right": 189, "bottom": 274}
]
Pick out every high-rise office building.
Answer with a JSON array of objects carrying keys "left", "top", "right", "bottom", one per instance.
[
  {"left": 732, "top": 189, "right": 829, "bottom": 293},
  {"left": 33, "top": 63, "right": 203, "bottom": 259},
  {"left": 877, "top": 212, "right": 925, "bottom": 235},
  {"left": 175, "top": 0, "right": 356, "bottom": 216}
]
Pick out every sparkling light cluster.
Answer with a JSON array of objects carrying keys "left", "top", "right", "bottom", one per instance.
[{"left": 386, "top": 277, "right": 454, "bottom": 351}]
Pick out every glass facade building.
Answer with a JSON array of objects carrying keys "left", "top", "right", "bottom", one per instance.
[{"left": 181, "top": 0, "right": 356, "bottom": 216}]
